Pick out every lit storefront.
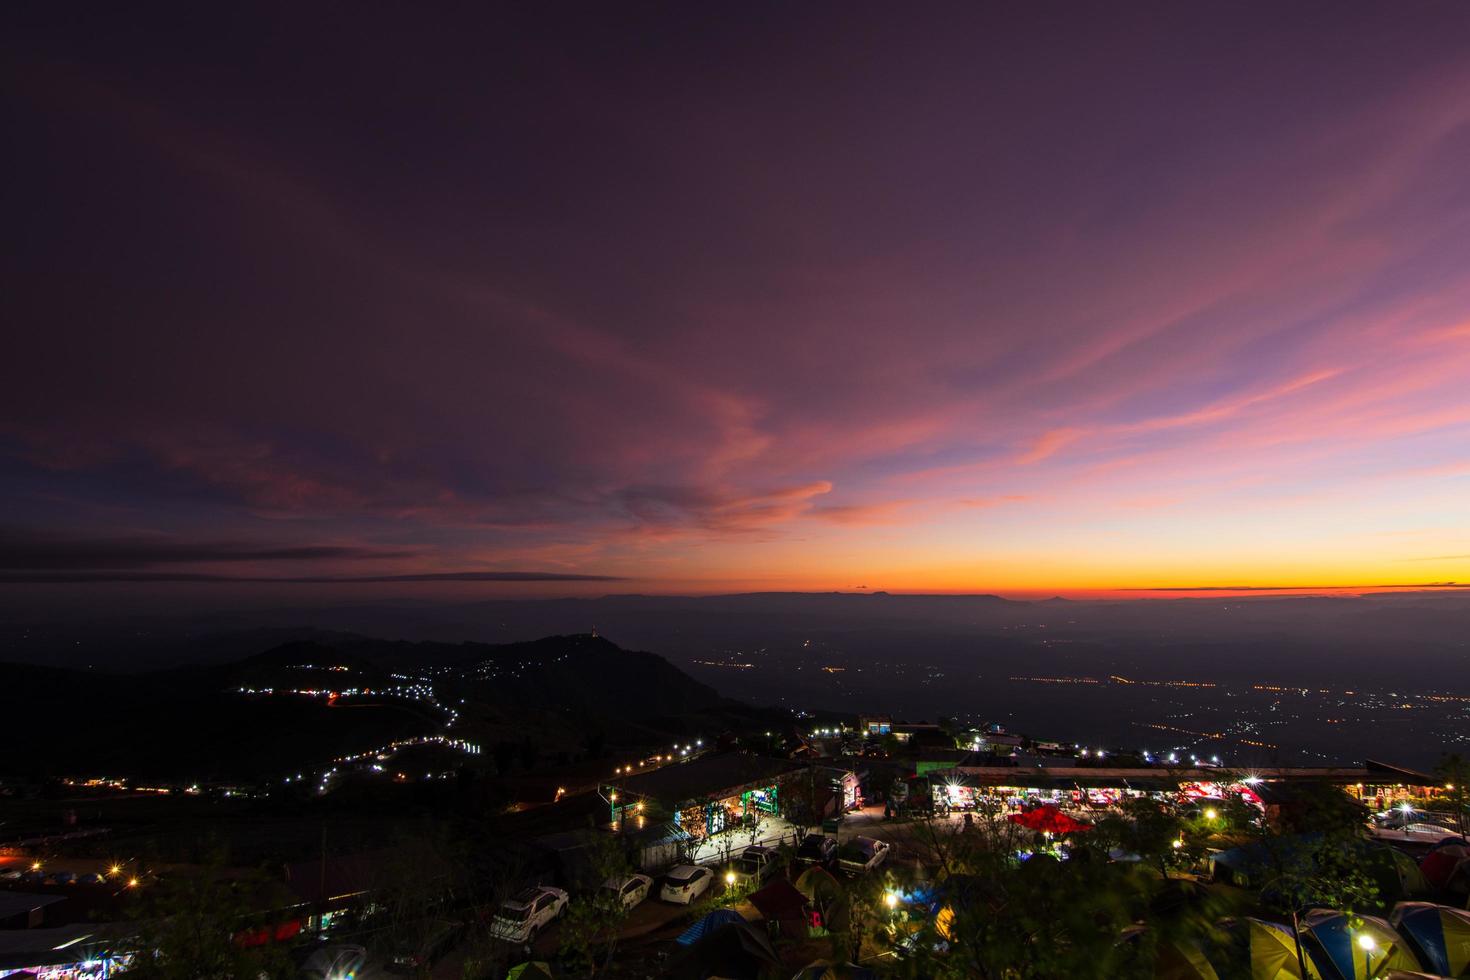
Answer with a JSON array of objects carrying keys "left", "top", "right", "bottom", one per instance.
[
  {"left": 0, "top": 928, "right": 131, "bottom": 980},
  {"left": 674, "top": 783, "right": 781, "bottom": 838},
  {"left": 925, "top": 761, "right": 1438, "bottom": 815},
  {"left": 613, "top": 753, "right": 807, "bottom": 844}
]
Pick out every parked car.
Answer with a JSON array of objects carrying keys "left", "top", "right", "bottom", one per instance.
[
  {"left": 837, "top": 836, "right": 890, "bottom": 874},
  {"left": 387, "top": 919, "right": 462, "bottom": 973},
  {"left": 49, "top": 871, "right": 79, "bottom": 885},
  {"left": 489, "top": 886, "right": 568, "bottom": 945},
  {"left": 0, "top": 868, "right": 23, "bottom": 881},
  {"left": 1371, "top": 822, "right": 1462, "bottom": 844},
  {"left": 796, "top": 833, "right": 838, "bottom": 866},
  {"left": 600, "top": 873, "right": 653, "bottom": 910},
  {"left": 299, "top": 943, "right": 376, "bottom": 980},
  {"left": 727, "top": 845, "right": 779, "bottom": 888},
  {"left": 659, "top": 865, "right": 714, "bottom": 904}
]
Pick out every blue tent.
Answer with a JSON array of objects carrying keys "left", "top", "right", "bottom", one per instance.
[
  {"left": 676, "top": 908, "right": 746, "bottom": 946},
  {"left": 1390, "top": 902, "right": 1470, "bottom": 977},
  {"left": 1299, "top": 909, "right": 1424, "bottom": 979}
]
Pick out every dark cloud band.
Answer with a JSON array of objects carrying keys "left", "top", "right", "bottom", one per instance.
[
  {"left": 0, "top": 528, "right": 414, "bottom": 570},
  {"left": 0, "top": 570, "right": 621, "bottom": 584}
]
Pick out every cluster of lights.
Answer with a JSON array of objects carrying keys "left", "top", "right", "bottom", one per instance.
[
  {"left": 612, "top": 739, "right": 706, "bottom": 776},
  {"left": 284, "top": 735, "right": 482, "bottom": 794},
  {"left": 18, "top": 861, "right": 141, "bottom": 889}
]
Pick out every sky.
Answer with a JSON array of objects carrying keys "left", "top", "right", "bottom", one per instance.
[{"left": 4, "top": 3, "right": 1470, "bottom": 604}]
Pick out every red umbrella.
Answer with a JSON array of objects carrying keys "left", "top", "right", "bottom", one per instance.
[{"left": 1007, "top": 804, "right": 1091, "bottom": 834}]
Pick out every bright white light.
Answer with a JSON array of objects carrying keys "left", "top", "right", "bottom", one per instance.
[{"left": 1357, "top": 934, "right": 1377, "bottom": 951}]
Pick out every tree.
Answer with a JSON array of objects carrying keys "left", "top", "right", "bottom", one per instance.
[
  {"left": 1435, "top": 753, "right": 1469, "bottom": 835},
  {"left": 887, "top": 799, "right": 1225, "bottom": 979},
  {"left": 556, "top": 828, "right": 634, "bottom": 978},
  {"left": 893, "top": 848, "right": 1160, "bottom": 979},
  {"left": 365, "top": 829, "right": 459, "bottom": 980},
  {"left": 1095, "top": 797, "right": 1187, "bottom": 878},
  {"left": 1252, "top": 784, "right": 1378, "bottom": 979},
  {"left": 120, "top": 851, "right": 295, "bottom": 980}
]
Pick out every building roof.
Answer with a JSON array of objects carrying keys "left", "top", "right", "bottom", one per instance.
[
  {"left": 0, "top": 891, "right": 66, "bottom": 919},
  {"left": 931, "top": 765, "right": 1440, "bottom": 787},
  {"left": 0, "top": 925, "right": 122, "bottom": 970},
  {"left": 613, "top": 752, "right": 805, "bottom": 806}
]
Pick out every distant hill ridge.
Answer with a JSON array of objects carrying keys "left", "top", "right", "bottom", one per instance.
[{"left": 0, "top": 633, "right": 724, "bottom": 779}]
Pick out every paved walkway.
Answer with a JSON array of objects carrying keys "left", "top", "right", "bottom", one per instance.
[{"left": 687, "top": 815, "right": 805, "bottom": 865}]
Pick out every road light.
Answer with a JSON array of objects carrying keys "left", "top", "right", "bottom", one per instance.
[
  {"left": 1357, "top": 933, "right": 1376, "bottom": 976},
  {"left": 884, "top": 891, "right": 899, "bottom": 910}
]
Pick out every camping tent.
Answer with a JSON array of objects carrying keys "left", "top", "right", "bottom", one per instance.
[
  {"left": 1389, "top": 902, "right": 1470, "bottom": 977},
  {"left": 749, "top": 878, "right": 809, "bottom": 926},
  {"left": 924, "top": 874, "right": 990, "bottom": 944},
  {"left": 795, "top": 866, "right": 849, "bottom": 932},
  {"left": 1363, "top": 844, "right": 1432, "bottom": 903},
  {"left": 1206, "top": 917, "right": 1326, "bottom": 980},
  {"left": 1299, "top": 909, "right": 1425, "bottom": 980},
  {"left": 1133, "top": 917, "right": 1324, "bottom": 980},
  {"left": 667, "top": 920, "right": 782, "bottom": 980},
  {"left": 676, "top": 908, "right": 747, "bottom": 946},
  {"left": 1421, "top": 842, "right": 1470, "bottom": 896}
]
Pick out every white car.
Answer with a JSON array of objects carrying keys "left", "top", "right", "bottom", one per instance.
[
  {"left": 727, "top": 845, "right": 779, "bottom": 888},
  {"left": 489, "top": 886, "right": 568, "bottom": 944},
  {"left": 1371, "top": 822, "right": 1462, "bottom": 844},
  {"left": 659, "top": 865, "right": 714, "bottom": 904},
  {"left": 302, "top": 943, "right": 376, "bottom": 980},
  {"left": 837, "top": 836, "right": 890, "bottom": 874},
  {"left": 601, "top": 873, "right": 653, "bottom": 910}
]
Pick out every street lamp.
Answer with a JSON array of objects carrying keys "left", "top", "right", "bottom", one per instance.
[
  {"left": 1357, "top": 933, "right": 1376, "bottom": 977},
  {"left": 884, "top": 891, "right": 899, "bottom": 910}
]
